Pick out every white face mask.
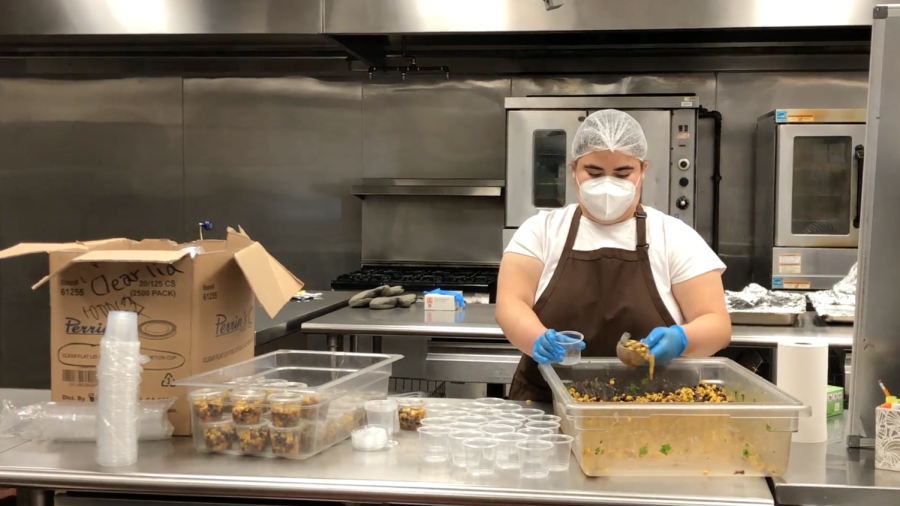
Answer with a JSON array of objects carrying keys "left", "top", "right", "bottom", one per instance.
[{"left": 578, "top": 176, "right": 637, "bottom": 222}]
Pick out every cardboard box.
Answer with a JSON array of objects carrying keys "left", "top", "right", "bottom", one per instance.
[
  {"left": 827, "top": 385, "right": 844, "bottom": 418},
  {"left": 0, "top": 227, "right": 303, "bottom": 435},
  {"left": 424, "top": 293, "right": 460, "bottom": 311}
]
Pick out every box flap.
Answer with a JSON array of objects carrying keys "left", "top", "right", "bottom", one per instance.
[
  {"left": 33, "top": 249, "right": 191, "bottom": 289},
  {"left": 233, "top": 242, "right": 304, "bottom": 318},
  {"left": 81, "top": 238, "right": 132, "bottom": 251},
  {"left": 226, "top": 226, "right": 254, "bottom": 251},
  {"left": 0, "top": 242, "right": 86, "bottom": 261}
]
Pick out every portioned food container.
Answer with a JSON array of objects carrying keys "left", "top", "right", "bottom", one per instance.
[
  {"left": 539, "top": 358, "right": 810, "bottom": 477},
  {"left": 177, "top": 350, "right": 401, "bottom": 459}
]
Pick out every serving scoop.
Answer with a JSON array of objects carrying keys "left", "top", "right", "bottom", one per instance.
[{"left": 615, "top": 332, "right": 647, "bottom": 367}]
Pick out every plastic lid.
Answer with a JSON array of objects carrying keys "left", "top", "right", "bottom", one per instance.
[
  {"left": 268, "top": 392, "right": 304, "bottom": 403},
  {"left": 189, "top": 387, "right": 228, "bottom": 398},
  {"left": 230, "top": 389, "right": 266, "bottom": 401},
  {"left": 105, "top": 311, "right": 138, "bottom": 342}
]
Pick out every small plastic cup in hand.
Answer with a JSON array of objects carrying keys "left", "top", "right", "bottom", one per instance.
[
  {"left": 418, "top": 426, "right": 453, "bottom": 463},
  {"left": 518, "top": 427, "right": 554, "bottom": 440},
  {"left": 525, "top": 421, "right": 560, "bottom": 433},
  {"left": 449, "top": 429, "right": 483, "bottom": 467},
  {"left": 539, "top": 434, "right": 574, "bottom": 471},
  {"left": 494, "top": 432, "right": 528, "bottom": 469},
  {"left": 517, "top": 440, "right": 554, "bottom": 479},
  {"left": 557, "top": 330, "right": 584, "bottom": 365},
  {"left": 464, "top": 438, "right": 500, "bottom": 476}
]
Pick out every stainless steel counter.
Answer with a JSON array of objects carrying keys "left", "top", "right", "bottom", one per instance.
[
  {"left": 0, "top": 423, "right": 773, "bottom": 506},
  {"left": 255, "top": 291, "right": 356, "bottom": 347},
  {"left": 303, "top": 304, "right": 854, "bottom": 347},
  {"left": 773, "top": 412, "right": 900, "bottom": 506}
]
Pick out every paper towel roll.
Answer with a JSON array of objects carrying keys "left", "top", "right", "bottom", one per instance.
[{"left": 776, "top": 340, "right": 828, "bottom": 443}]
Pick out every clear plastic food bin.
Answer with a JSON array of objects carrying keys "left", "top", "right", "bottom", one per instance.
[
  {"left": 175, "top": 350, "right": 402, "bottom": 459},
  {"left": 539, "top": 358, "right": 810, "bottom": 477}
]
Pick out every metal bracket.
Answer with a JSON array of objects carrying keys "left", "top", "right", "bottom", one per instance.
[{"left": 873, "top": 5, "right": 888, "bottom": 19}]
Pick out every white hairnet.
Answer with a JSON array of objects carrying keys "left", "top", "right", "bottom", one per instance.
[{"left": 571, "top": 109, "right": 648, "bottom": 161}]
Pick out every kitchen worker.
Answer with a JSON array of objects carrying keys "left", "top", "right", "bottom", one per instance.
[{"left": 496, "top": 109, "right": 730, "bottom": 401}]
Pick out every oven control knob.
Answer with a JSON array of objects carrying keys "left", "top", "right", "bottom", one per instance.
[
  {"left": 675, "top": 196, "right": 690, "bottom": 210},
  {"left": 679, "top": 177, "right": 689, "bottom": 187},
  {"left": 677, "top": 158, "right": 691, "bottom": 171}
]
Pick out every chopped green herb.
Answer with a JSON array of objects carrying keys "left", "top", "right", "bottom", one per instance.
[
  {"left": 638, "top": 444, "right": 648, "bottom": 457},
  {"left": 641, "top": 378, "right": 650, "bottom": 386},
  {"left": 765, "top": 423, "right": 772, "bottom": 431},
  {"left": 742, "top": 443, "right": 751, "bottom": 458},
  {"left": 594, "top": 447, "right": 605, "bottom": 455},
  {"left": 659, "top": 444, "right": 672, "bottom": 456}
]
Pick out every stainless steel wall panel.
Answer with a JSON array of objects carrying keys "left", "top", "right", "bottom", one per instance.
[
  {"left": 325, "top": 0, "right": 882, "bottom": 33},
  {"left": 183, "top": 77, "right": 363, "bottom": 290},
  {"left": 714, "top": 72, "right": 868, "bottom": 289},
  {"left": 361, "top": 79, "right": 508, "bottom": 179},
  {"left": 0, "top": 0, "right": 322, "bottom": 35},
  {"left": 361, "top": 196, "right": 503, "bottom": 265},
  {"left": 0, "top": 78, "right": 185, "bottom": 388}
]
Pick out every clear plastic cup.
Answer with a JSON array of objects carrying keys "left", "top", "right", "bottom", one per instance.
[
  {"left": 440, "top": 410, "right": 469, "bottom": 419},
  {"left": 494, "top": 403, "right": 523, "bottom": 413},
  {"left": 424, "top": 403, "right": 455, "bottom": 418},
  {"left": 448, "top": 429, "right": 483, "bottom": 467},
  {"left": 517, "top": 440, "right": 554, "bottom": 479},
  {"left": 516, "top": 408, "right": 545, "bottom": 418},
  {"left": 364, "top": 399, "right": 399, "bottom": 436},
  {"left": 470, "top": 408, "right": 499, "bottom": 418},
  {"left": 352, "top": 425, "right": 389, "bottom": 452},
  {"left": 420, "top": 416, "right": 454, "bottom": 427},
  {"left": 474, "top": 397, "right": 505, "bottom": 407},
  {"left": 464, "top": 438, "right": 500, "bottom": 476},
  {"left": 418, "top": 426, "right": 453, "bottom": 463},
  {"left": 558, "top": 330, "right": 584, "bottom": 365},
  {"left": 458, "top": 401, "right": 482, "bottom": 411},
  {"left": 518, "top": 427, "right": 554, "bottom": 440},
  {"left": 494, "top": 432, "right": 528, "bottom": 469},
  {"left": 456, "top": 415, "right": 489, "bottom": 426},
  {"left": 526, "top": 414, "right": 561, "bottom": 423},
  {"left": 525, "top": 421, "right": 560, "bottom": 433},
  {"left": 480, "top": 423, "right": 515, "bottom": 437},
  {"left": 488, "top": 418, "right": 523, "bottom": 429},
  {"left": 496, "top": 412, "right": 528, "bottom": 422},
  {"left": 539, "top": 434, "right": 574, "bottom": 472},
  {"left": 448, "top": 422, "right": 482, "bottom": 432}
]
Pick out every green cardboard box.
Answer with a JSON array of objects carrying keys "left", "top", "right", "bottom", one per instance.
[{"left": 827, "top": 385, "right": 844, "bottom": 418}]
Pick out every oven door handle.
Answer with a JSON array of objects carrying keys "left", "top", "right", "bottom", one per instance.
[{"left": 853, "top": 144, "right": 865, "bottom": 229}]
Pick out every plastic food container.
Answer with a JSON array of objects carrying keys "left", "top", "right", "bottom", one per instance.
[
  {"left": 539, "top": 358, "right": 810, "bottom": 477},
  {"left": 231, "top": 389, "right": 266, "bottom": 424},
  {"left": 351, "top": 425, "right": 389, "bottom": 451},
  {"left": 235, "top": 422, "right": 269, "bottom": 454},
  {"left": 397, "top": 398, "right": 426, "bottom": 431},
  {"left": 176, "top": 350, "right": 401, "bottom": 459}
]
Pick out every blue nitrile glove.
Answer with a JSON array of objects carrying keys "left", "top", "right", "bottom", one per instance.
[
  {"left": 641, "top": 325, "right": 688, "bottom": 366},
  {"left": 532, "top": 329, "right": 587, "bottom": 365},
  {"left": 424, "top": 288, "right": 466, "bottom": 308}
]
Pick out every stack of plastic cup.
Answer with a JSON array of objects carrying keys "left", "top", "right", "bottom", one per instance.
[
  {"left": 96, "top": 311, "right": 146, "bottom": 467},
  {"left": 364, "top": 399, "right": 399, "bottom": 439}
]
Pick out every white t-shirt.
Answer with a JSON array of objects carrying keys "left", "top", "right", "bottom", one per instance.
[{"left": 504, "top": 204, "right": 725, "bottom": 325}]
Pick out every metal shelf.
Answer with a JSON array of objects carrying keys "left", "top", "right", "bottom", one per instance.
[{"left": 352, "top": 178, "right": 504, "bottom": 197}]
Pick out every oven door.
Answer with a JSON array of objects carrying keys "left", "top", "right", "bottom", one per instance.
[
  {"left": 506, "top": 110, "right": 585, "bottom": 228},
  {"left": 775, "top": 124, "right": 866, "bottom": 247}
]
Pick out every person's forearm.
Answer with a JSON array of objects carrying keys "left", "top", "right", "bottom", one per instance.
[
  {"left": 496, "top": 299, "right": 547, "bottom": 356},
  {"left": 680, "top": 312, "right": 731, "bottom": 356}
]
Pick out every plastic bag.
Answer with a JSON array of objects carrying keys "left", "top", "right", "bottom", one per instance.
[{"left": 0, "top": 398, "right": 175, "bottom": 442}]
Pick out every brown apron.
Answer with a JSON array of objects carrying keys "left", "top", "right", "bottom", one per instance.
[{"left": 508, "top": 205, "right": 677, "bottom": 402}]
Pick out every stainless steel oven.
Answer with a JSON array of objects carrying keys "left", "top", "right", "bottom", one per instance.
[
  {"left": 753, "top": 109, "right": 865, "bottom": 290},
  {"left": 503, "top": 96, "right": 700, "bottom": 243}
]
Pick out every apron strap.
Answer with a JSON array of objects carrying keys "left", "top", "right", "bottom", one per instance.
[
  {"left": 635, "top": 204, "right": 649, "bottom": 249},
  {"left": 633, "top": 204, "right": 678, "bottom": 327},
  {"left": 533, "top": 206, "right": 583, "bottom": 313}
]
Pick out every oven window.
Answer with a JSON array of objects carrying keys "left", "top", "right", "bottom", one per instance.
[
  {"left": 791, "top": 136, "right": 852, "bottom": 235},
  {"left": 532, "top": 130, "right": 567, "bottom": 208}
]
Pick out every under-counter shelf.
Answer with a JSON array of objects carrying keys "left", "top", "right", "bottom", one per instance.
[{"left": 352, "top": 178, "right": 504, "bottom": 197}]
